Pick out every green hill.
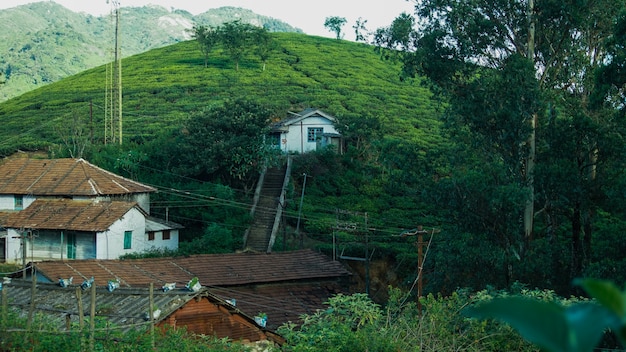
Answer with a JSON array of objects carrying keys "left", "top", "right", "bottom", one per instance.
[
  {"left": 0, "top": 1, "right": 302, "bottom": 102},
  {"left": 0, "top": 32, "right": 441, "bottom": 156}
]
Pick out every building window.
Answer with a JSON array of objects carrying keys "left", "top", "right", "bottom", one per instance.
[
  {"left": 148, "top": 232, "right": 155, "bottom": 241},
  {"left": 124, "top": 231, "right": 132, "bottom": 249},
  {"left": 14, "top": 195, "right": 23, "bottom": 210},
  {"left": 162, "top": 230, "right": 171, "bottom": 240},
  {"left": 307, "top": 127, "right": 323, "bottom": 142}
]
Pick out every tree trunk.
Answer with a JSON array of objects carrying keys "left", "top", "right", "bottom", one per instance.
[{"left": 524, "top": 0, "right": 537, "bottom": 245}]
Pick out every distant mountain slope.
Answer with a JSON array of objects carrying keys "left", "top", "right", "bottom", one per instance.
[
  {"left": 0, "top": 32, "right": 440, "bottom": 156},
  {"left": 0, "top": 1, "right": 302, "bottom": 102}
]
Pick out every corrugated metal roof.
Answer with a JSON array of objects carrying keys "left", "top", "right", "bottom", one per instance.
[
  {"left": 0, "top": 158, "right": 156, "bottom": 196},
  {"left": 145, "top": 216, "right": 184, "bottom": 232},
  {"left": 3, "top": 199, "right": 138, "bottom": 232},
  {"left": 2, "top": 279, "right": 282, "bottom": 343}
]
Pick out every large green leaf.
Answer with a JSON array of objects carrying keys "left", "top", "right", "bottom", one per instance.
[
  {"left": 564, "top": 303, "right": 618, "bottom": 352},
  {"left": 575, "top": 278, "right": 626, "bottom": 317},
  {"left": 464, "top": 297, "right": 569, "bottom": 352}
]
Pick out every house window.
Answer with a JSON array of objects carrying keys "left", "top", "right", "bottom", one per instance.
[
  {"left": 148, "top": 232, "right": 155, "bottom": 241},
  {"left": 162, "top": 230, "right": 171, "bottom": 240},
  {"left": 14, "top": 195, "right": 23, "bottom": 210},
  {"left": 123, "top": 231, "right": 132, "bottom": 249},
  {"left": 307, "top": 127, "right": 323, "bottom": 142}
]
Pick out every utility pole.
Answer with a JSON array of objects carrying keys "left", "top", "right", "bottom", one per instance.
[
  {"left": 295, "top": 173, "right": 308, "bottom": 249},
  {"left": 400, "top": 226, "right": 438, "bottom": 311},
  {"left": 336, "top": 209, "right": 371, "bottom": 296},
  {"left": 106, "top": 0, "right": 122, "bottom": 145}
]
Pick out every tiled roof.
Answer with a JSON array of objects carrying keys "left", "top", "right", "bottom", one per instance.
[
  {"left": 0, "top": 158, "right": 156, "bottom": 196},
  {"left": 28, "top": 250, "right": 352, "bottom": 330},
  {"left": 32, "top": 249, "right": 351, "bottom": 288},
  {"left": 3, "top": 199, "right": 138, "bottom": 232}
]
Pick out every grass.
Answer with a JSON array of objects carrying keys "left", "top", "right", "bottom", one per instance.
[{"left": 0, "top": 32, "right": 440, "bottom": 156}]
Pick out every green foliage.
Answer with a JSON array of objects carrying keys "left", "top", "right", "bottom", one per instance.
[
  {"left": 323, "top": 17, "right": 347, "bottom": 40},
  {"left": 278, "top": 293, "right": 398, "bottom": 352},
  {"left": 0, "top": 3, "right": 300, "bottom": 102},
  {"left": 175, "top": 97, "right": 275, "bottom": 186},
  {"left": 179, "top": 223, "right": 236, "bottom": 255},
  {"left": 465, "top": 278, "right": 626, "bottom": 352}
]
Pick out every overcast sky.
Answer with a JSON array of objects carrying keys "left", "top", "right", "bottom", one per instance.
[{"left": 1, "top": 0, "right": 416, "bottom": 39}]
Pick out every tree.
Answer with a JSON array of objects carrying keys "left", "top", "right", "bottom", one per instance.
[
  {"left": 376, "top": 0, "right": 626, "bottom": 288},
  {"left": 324, "top": 16, "right": 347, "bottom": 40},
  {"left": 252, "top": 26, "right": 276, "bottom": 71},
  {"left": 191, "top": 25, "right": 218, "bottom": 68},
  {"left": 216, "top": 20, "right": 257, "bottom": 71},
  {"left": 352, "top": 17, "right": 369, "bottom": 42},
  {"left": 177, "top": 98, "right": 274, "bottom": 189}
]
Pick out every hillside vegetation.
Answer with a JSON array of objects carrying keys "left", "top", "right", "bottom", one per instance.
[
  {"left": 0, "top": 1, "right": 301, "bottom": 102},
  {"left": 0, "top": 32, "right": 439, "bottom": 155}
]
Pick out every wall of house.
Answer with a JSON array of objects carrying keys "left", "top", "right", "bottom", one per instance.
[
  {"left": 282, "top": 116, "right": 339, "bottom": 153},
  {"left": 0, "top": 194, "right": 36, "bottom": 211},
  {"left": 5, "top": 229, "right": 98, "bottom": 264},
  {"left": 159, "top": 297, "right": 268, "bottom": 342},
  {"left": 146, "top": 229, "right": 179, "bottom": 251},
  {"left": 96, "top": 207, "right": 146, "bottom": 259}
]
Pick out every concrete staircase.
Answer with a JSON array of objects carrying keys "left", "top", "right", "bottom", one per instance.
[{"left": 244, "top": 164, "right": 288, "bottom": 252}]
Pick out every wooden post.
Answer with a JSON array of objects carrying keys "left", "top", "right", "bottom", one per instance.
[
  {"left": 76, "top": 287, "right": 84, "bottom": 349},
  {"left": 76, "top": 287, "right": 84, "bottom": 329},
  {"left": 25, "top": 272, "right": 36, "bottom": 346},
  {"left": 1, "top": 283, "right": 6, "bottom": 330},
  {"left": 149, "top": 282, "right": 155, "bottom": 350},
  {"left": 89, "top": 284, "right": 96, "bottom": 351}
]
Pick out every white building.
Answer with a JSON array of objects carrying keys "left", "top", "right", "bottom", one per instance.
[
  {"left": 0, "top": 158, "right": 181, "bottom": 263},
  {"left": 269, "top": 109, "right": 343, "bottom": 154}
]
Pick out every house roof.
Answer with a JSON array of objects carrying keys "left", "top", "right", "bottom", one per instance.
[
  {"left": 31, "top": 249, "right": 351, "bottom": 288},
  {"left": 2, "top": 279, "right": 282, "bottom": 342},
  {"left": 145, "top": 216, "right": 184, "bottom": 232},
  {"left": 27, "top": 250, "right": 352, "bottom": 330},
  {"left": 271, "top": 108, "right": 337, "bottom": 130},
  {"left": 0, "top": 158, "right": 156, "bottom": 196},
  {"left": 3, "top": 198, "right": 139, "bottom": 232}
]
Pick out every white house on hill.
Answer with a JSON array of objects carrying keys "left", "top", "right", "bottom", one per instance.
[
  {"left": 0, "top": 158, "right": 181, "bottom": 264},
  {"left": 269, "top": 109, "right": 343, "bottom": 154}
]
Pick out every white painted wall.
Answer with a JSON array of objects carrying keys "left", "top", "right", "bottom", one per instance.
[
  {"left": 145, "top": 229, "right": 179, "bottom": 251},
  {"left": 280, "top": 116, "right": 339, "bottom": 153},
  {"left": 0, "top": 194, "right": 36, "bottom": 211},
  {"left": 96, "top": 207, "right": 146, "bottom": 259}
]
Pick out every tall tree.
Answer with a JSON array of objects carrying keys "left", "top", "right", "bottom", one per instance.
[
  {"left": 252, "top": 26, "right": 276, "bottom": 71},
  {"left": 324, "top": 16, "right": 347, "bottom": 40},
  {"left": 191, "top": 25, "right": 218, "bottom": 68},
  {"left": 217, "top": 20, "right": 257, "bottom": 71},
  {"left": 176, "top": 98, "right": 275, "bottom": 189},
  {"left": 377, "top": 0, "right": 626, "bottom": 287},
  {"left": 353, "top": 17, "right": 369, "bottom": 43}
]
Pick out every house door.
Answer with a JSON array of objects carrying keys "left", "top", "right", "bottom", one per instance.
[
  {"left": 0, "top": 237, "right": 5, "bottom": 263},
  {"left": 66, "top": 233, "right": 76, "bottom": 259}
]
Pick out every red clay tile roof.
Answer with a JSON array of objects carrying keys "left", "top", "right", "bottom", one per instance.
[
  {"left": 3, "top": 198, "right": 138, "bottom": 232},
  {"left": 0, "top": 158, "right": 156, "bottom": 196},
  {"left": 32, "top": 249, "right": 351, "bottom": 288}
]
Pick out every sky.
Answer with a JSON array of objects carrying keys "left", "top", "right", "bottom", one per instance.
[{"left": 1, "top": 0, "right": 417, "bottom": 39}]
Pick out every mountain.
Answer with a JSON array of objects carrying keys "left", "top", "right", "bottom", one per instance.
[
  {"left": 0, "top": 32, "right": 439, "bottom": 156},
  {"left": 0, "top": 1, "right": 302, "bottom": 102}
]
